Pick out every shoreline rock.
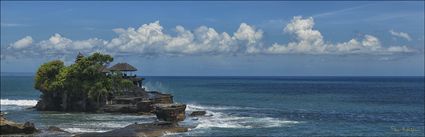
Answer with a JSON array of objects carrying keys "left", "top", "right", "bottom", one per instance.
[
  {"left": 154, "top": 104, "right": 186, "bottom": 122},
  {"left": 0, "top": 113, "right": 38, "bottom": 135},
  {"left": 76, "top": 121, "right": 188, "bottom": 137},
  {"left": 190, "top": 111, "right": 207, "bottom": 117}
]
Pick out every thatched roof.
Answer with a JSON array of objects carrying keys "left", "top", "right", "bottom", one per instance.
[{"left": 109, "top": 63, "right": 137, "bottom": 71}]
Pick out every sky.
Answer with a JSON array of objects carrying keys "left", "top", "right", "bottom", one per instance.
[{"left": 1, "top": 1, "right": 424, "bottom": 76}]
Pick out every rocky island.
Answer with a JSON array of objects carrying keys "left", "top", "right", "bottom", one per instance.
[{"left": 1, "top": 53, "right": 201, "bottom": 136}]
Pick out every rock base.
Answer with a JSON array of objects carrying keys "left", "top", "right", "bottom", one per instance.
[{"left": 154, "top": 104, "right": 186, "bottom": 122}]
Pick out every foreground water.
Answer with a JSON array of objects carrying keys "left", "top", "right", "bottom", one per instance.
[{"left": 1, "top": 75, "right": 424, "bottom": 136}]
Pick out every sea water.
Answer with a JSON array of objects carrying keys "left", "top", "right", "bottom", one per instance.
[{"left": 1, "top": 75, "right": 424, "bottom": 136}]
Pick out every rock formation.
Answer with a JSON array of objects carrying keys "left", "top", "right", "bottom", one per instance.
[
  {"left": 33, "top": 53, "right": 191, "bottom": 136},
  {"left": 101, "top": 91, "right": 186, "bottom": 123},
  {"left": 76, "top": 122, "right": 188, "bottom": 137},
  {"left": 154, "top": 104, "right": 186, "bottom": 122},
  {"left": 190, "top": 111, "right": 207, "bottom": 117},
  {"left": 0, "top": 113, "right": 38, "bottom": 135}
]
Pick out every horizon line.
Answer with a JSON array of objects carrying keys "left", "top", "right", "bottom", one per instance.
[{"left": 1, "top": 72, "right": 424, "bottom": 77}]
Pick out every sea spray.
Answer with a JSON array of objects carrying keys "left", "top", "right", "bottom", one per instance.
[
  {"left": 143, "top": 81, "right": 169, "bottom": 92},
  {"left": 185, "top": 104, "right": 300, "bottom": 129}
]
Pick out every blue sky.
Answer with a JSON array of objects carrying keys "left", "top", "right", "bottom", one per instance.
[{"left": 1, "top": 1, "right": 424, "bottom": 76}]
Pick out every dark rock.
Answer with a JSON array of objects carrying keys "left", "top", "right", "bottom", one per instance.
[
  {"left": 154, "top": 104, "right": 186, "bottom": 122},
  {"left": 26, "top": 106, "right": 36, "bottom": 110},
  {"left": 118, "top": 89, "right": 148, "bottom": 99},
  {"left": 47, "top": 126, "right": 69, "bottom": 133},
  {"left": 136, "top": 100, "right": 154, "bottom": 113},
  {"left": 100, "top": 90, "right": 179, "bottom": 115},
  {"left": 148, "top": 91, "right": 174, "bottom": 104},
  {"left": 101, "top": 104, "right": 139, "bottom": 113},
  {"left": 190, "top": 111, "right": 207, "bottom": 117},
  {"left": 0, "top": 114, "right": 38, "bottom": 135},
  {"left": 76, "top": 122, "right": 188, "bottom": 137},
  {"left": 137, "top": 112, "right": 153, "bottom": 115},
  {"left": 35, "top": 92, "right": 63, "bottom": 111},
  {"left": 23, "top": 122, "right": 37, "bottom": 134},
  {"left": 113, "top": 97, "right": 144, "bottom": 105}
]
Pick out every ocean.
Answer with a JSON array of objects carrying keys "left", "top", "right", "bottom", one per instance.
[{"left": 1, "top": 75, "right": 424, "bottom": 136}]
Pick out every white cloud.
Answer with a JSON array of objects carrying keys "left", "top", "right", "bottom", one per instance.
[
  {"left": 9, "top": 36, "right": 33, "bottom": 49},
  {"left": 4, "top": 34, "right": 107, "bottom": 59},
  {"left": 2, "top": 16, "right": 419, "bottom": 60},
  {"left": 267, "top": 16, "right": 418, "bottom": 55},
  {"left": 267, "top": 16, "right": 327, "bottom": 54},
  {"left": 2, "top": 21, "right": 263, "bottom": 59},
  {"left": 234, "top": 23, "right": 263, "bottom": 44},
  {"left": 387, "top": 46, "right": 414, "bottom": 53},
  {"left": 37, "top": 33, "right": 107, "bottom": 55},
  {"left": 106, "top": 21, "right": 263, "bottom": 56},
  {"left": 389, "top": 29, "right": 412, "bottom": 41},
  {"left": 233, "top": 23, "right": 264, "bottom": 54},
  {"left": 107, "top": 21, "right": 169, "bottom": 54}
]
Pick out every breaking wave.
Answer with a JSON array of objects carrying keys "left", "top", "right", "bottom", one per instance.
[
  {"left": 186, "top": 104, "right": 300, "bottom": 129},
  {"left": 0, "top": 99, "right": 38, "bottom": 106},
  {"left": 187, "top": 104, "right": 258, "bottom": 111},
  {"left": 143, "top": 81, "right": 169, "bottom": 92}
]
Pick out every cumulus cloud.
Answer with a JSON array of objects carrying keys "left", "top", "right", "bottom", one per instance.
[
  {"left": 233, "top": 23, "right": 264, "bottom": 53},
  {"left": 4, "top": 33, "right": 107, "bottom": 59},
  {"left": 2, "top": 21, "right": 264, "bottom": 59},
  {"left": 267, "top": 16, "right": 418, "bottom": 55},
  {"left": 2, "top": 17, "right": 420, "bottom": 60},
  {"left": 9, "top": 36, "right": 33, "bottom": 49},
  {"left": 268, "top": 16, "right": 326, "bottom": 54},
  {"left": 389, "top": 29, "right": 412, "bottom": 41},
  {"left": 38, "top": 33, "right": 107, "bottom": 55},
  {"left": 106, "top": 21, "right": 263, "bottom": 56}
]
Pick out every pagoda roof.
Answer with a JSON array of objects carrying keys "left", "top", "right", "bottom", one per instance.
[{"left": 109, "top": 63, "right": 137, "bottom": 71}]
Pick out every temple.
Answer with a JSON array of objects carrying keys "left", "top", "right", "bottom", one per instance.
[
  {"left": 108, "top": 63, "right": 144, "bottom": 88},
  {"left": 73, "top": 53, "right": 186, "bottom": 121},
  {"left": 77, "top": 52, "right": 144, "bottom": 88}
]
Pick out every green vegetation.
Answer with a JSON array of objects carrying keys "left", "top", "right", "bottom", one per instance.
[{"left": 34, "top": 53, "right": 134, "bottom": 111}]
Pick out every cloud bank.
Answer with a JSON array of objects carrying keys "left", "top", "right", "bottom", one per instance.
[{"left": 1, "top": 16, "right": 420, "bottom": 60}]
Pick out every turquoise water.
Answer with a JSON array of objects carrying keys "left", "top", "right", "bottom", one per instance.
[{"left": 1, "top": 75, "right": 424, "bottom": 136}]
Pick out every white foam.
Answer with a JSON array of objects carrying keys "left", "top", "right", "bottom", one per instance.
[
  {"left": 163, "top": 131, "right": 183, "bottom": 137},
  {"left": 143, "top": 81, "right": 169, "bottom": 92},
  {"left": 186, "top": 104, "right": 256, "bottom": 111},
  {"left": 63, "top": 128, "right": 108, "bottom": 133},
  {"left": 186, "top": 104, "right": 300, "bottom": 129},
  {"left": 0, "top": 99, "right": 38, "bottom": 106}
]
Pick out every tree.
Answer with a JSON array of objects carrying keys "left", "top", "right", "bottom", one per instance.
[
  {"left": 34, "top": 52, "right": 136, "bottom": 112},
  {"left": 34, "top": 60, "right": 65, "bottom": 92}
]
